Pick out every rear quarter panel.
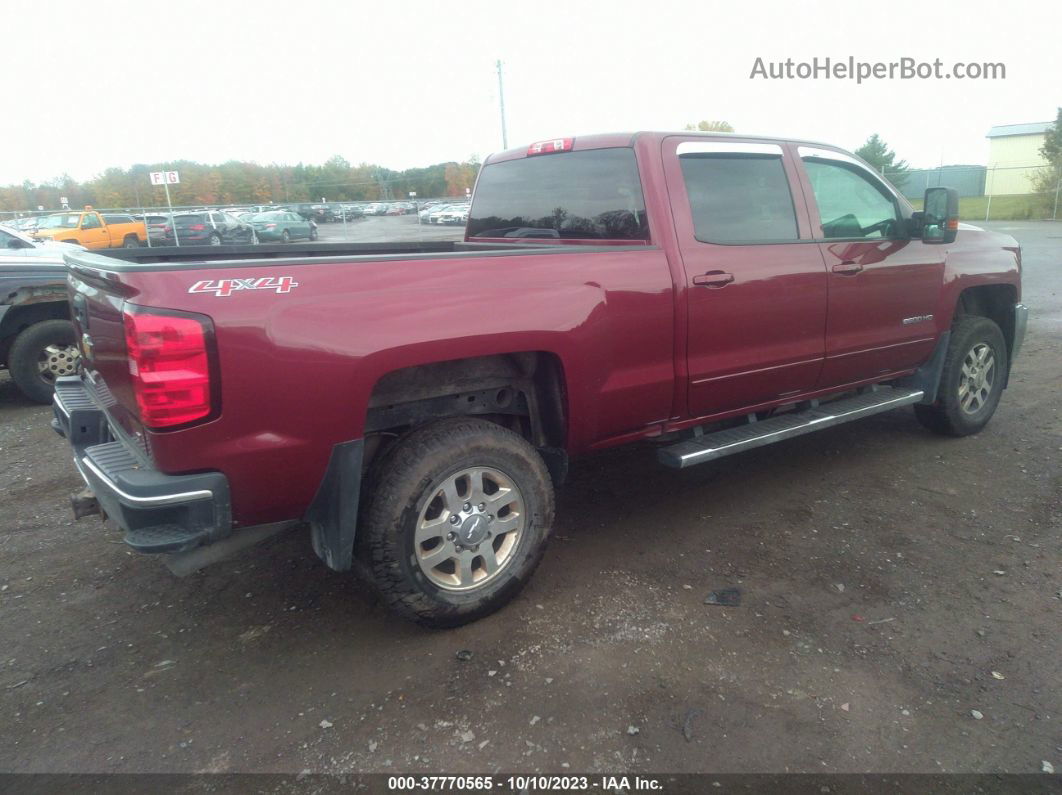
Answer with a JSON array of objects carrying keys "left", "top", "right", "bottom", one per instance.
[{"left": 114, "top": 248, "right": 675, "bottom": 527}]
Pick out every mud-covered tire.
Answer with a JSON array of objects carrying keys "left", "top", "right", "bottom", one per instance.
[
  {"left": 9, "top": 319, "right": 78, "bottom": 403},
  {"left": 914, "top": 315, "right": 1007, "bottom": 437},
  {"left": 359, "top": 418, "right": 555, "bottom": 628}
]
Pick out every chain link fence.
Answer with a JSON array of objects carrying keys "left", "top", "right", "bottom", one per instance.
[{"left": 883, "top": 163, "right": 1061, "bottom": 221}]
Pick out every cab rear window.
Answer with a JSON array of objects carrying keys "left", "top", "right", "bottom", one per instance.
[{"left": 467, "top": 148, "right": 649, "bottom": 240}]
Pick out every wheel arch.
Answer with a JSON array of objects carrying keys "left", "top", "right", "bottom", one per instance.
[
  {"left": 0, "top": 297, "right": 71, "bottom": 366},
  {"left": 363, "top": 351, "right": 569, "bottom": 475},
  {"left": 952, "top": 284, "right": 1019, "bottom": 380},
  {"left": 306, "top": 350, "right": 569, "bottom": 574}
]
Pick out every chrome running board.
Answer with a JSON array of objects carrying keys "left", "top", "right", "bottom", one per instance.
[{"left": 658, "top": 387, "right": 925, "bottom": 469}]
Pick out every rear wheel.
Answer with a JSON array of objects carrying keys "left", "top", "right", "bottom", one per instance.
[
  {"left": 914, "top": 315, "right": 1007, "bottom": 436},
  {"left": 8, "top": 319, "right": 79, "bottom": 404},
  {"left": 360, "top": 418, "right": 555, "bottom": 628},
  {"left": 208, "top": 233, "right": 222, "bottom": 246},
  {"left": 309, "top": 227, "right": 318, "bottom": 241}
]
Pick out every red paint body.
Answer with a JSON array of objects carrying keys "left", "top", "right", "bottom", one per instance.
[{"left": 66, "top": 132, "right": 1022, "bottom": 531}]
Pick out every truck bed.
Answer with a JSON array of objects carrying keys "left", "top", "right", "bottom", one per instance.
[{"left": 89, "top": 240, "right": 641, "bottom": 267}]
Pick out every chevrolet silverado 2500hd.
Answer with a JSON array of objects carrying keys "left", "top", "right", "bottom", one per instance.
[{"left": 52, "top": 132, "right": 1027, "bottom": 627}]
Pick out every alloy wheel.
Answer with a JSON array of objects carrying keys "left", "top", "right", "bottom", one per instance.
[
  {"left": 414, "top": 466, "right": 525, "bottom": 591},
  {"left": 958, "top": 342, "right": 995, "bottom": 415}
]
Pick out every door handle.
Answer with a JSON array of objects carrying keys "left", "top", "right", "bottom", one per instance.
[
  {"left": 832, "top": 261, "right": 863, "bottom": 275},
  {"left": 693, "top": 271, "right": 734, "bottom": 287}
]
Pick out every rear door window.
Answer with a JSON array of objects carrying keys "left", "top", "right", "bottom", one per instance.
[
  {"left": 678, "top": 148, "right": 799, "bottom": 244},
  {"left": 467, "top": 148, "right": 649, "bottom": 240}
]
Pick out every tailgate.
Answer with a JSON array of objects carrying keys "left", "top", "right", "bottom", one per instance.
[{"left": 65, "top": 251, "right": 145, "bottom": 442}]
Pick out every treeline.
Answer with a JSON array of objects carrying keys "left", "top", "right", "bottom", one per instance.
[{"left": 0, "top": 155, "right": 481, "bottom": 211}]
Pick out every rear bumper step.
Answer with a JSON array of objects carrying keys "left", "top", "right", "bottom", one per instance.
[
  {"left": 658, "top": 387, "right": 925, "bottom": 469},
  {"left": 52, "top": 375, "right": 232, "bottom": 553}
]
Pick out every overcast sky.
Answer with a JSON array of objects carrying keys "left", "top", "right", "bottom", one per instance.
[{"left": 2, "top": 0, "right": 1056, "bottom": 185}]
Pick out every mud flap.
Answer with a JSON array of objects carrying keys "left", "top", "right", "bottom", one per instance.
[
  {"left": 305, "top": 439, "right": 364, "bottom": 572},
  {"left": 896, "top": 330, "right": 950, "bottom": 405}
]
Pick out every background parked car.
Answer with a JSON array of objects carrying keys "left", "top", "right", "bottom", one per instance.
[
  {"left": 133, "top": 214, "right": 170, "bottom": 244},
  {"left": 1, "top": 224, "right": 86, "bottom": 256},
  {"left": 9, "top": 217, "right": 41, "bottom": 233},
  {"left": 425, "top": 203, "right": 469, "bottom": 225},
  {"left": 32, "top": 209, "right": 146, "bottom": 249},
  {"left": 0, "top": 239, "right": 75, "bottom": 403},
  {"left": 162, "top": 211, "right": 255, "bottom": 246},
  {"left": 247, "top": 210, "right": 317, "bottom": 242}
]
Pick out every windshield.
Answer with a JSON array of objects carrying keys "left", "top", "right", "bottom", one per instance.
[
  {"left": 0, "top": 224, "right": 31, "bottom": 243},
  {"left": 251, "top": 212, "right": 283, "bottom": 221},
  {"left": 37, "top": 214, "right": 81, "bottom": 229}
]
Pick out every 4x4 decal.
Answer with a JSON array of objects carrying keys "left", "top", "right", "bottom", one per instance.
[{"left": 188, "top": 276, "right": 298, "bottom": 297}]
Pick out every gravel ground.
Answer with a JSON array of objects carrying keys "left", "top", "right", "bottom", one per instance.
[{"left": 0, "top": 221, "right": 1059, "bottom": 775}]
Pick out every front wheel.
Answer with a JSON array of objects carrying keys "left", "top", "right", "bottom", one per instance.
[
  {"left": 281, "top": 230, "right": 290, "bottom": 243},
  {"left": 360, "top": 418, "right": 555, "bottom": 628},
  {"left": 8, "top": 319, "right": 79, "bottom": 403},
  {"left": 123, "top": 236, "right": 140, "bottom": 249},
  {"left": 914, "top": 315, "right": 1008, "bottom": 436}
]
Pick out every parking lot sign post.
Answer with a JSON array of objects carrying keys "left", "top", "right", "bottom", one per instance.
[{"left": 150, "top": 171, "right": 180, "bottom": 246}]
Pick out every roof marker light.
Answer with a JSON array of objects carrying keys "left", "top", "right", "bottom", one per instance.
[{"left": 527, "top": 138, "right": 574, "bottom": 156}]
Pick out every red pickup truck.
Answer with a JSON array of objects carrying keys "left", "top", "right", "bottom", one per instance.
[{"left": 52, "top": 132, "right": 1027, "bottom": 627}]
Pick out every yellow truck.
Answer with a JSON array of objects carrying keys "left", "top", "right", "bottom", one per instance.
[{"left": 32, "top": 208, "right": 146, "bottom": 249}]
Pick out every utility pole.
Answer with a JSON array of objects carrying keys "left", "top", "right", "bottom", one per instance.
[{"left": 496, "top": 59, "right": 508, "bottom": 149}]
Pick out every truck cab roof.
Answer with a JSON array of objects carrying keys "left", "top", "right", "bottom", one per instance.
[{"left": 484, "top": 131, "right": 854, "bottom": 164}]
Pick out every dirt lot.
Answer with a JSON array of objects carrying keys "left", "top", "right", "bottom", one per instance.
[{"left": 1, "top": 222, "right": 1059, "bottom": 775}]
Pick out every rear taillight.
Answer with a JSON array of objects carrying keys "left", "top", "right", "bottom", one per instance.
[
  {"left": 122, "top": 306, "right": 215, "bottom": 429},
  {"left": 188, "top": 223, "right": 206, "bottom": 231},
  {"left": 265, "top": 223, "right": 276, "bottom": 229}
]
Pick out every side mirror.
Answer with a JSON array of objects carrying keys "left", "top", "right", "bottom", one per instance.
[{"left": 922, "top": 187, "right": 959, "bottom": 244}]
